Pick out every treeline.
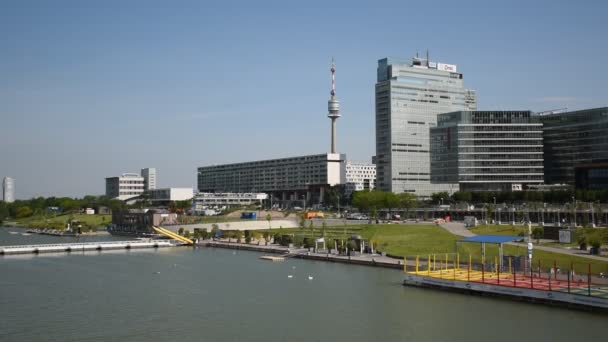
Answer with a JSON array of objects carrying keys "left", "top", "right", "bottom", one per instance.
[
  {"left": 432, "top": 189, "right": 608, "bottom": 204},
  {"left": 0, "top": 196, "right": 127, "bottom": 223},
  {"left": 351, "top": 191, "right": 417, "bottom": 213}
]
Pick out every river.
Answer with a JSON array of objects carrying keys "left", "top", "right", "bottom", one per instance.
[{"left": 0, "top": 227, "right": 604, "bottom": 341}]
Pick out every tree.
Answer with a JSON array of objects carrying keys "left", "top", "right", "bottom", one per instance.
[
  {"left": 0, "top": 201, "right": 9, "bottom": 223},
  {"left": 431, "top": 192, "right": 449, "bottom": 205},
  {"left": 266, "top": 213, "right": 272, "bottom": 229},
  {"left": 532, "top": 226, "right": 544, "bottom": 244},
  {"left": 308, "top": 220, "right": 315, "bottom": 241},
  {"left": 323, "top": 185, "right": 341, "bottom": 208},
  {"left": 178, "top": 227, "right": 185, "bottom": 236},
  {"left": 15, "top": 206, "right": 33, "bottom": 218},
  {"left": 398, "top": 193, "right": 417, "bottom": 219}
]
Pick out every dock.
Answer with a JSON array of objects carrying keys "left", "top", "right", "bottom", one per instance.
[
  {"left": 259, "top": 255, "right": 286, "bottom": 262},
  {"left": 403, "top": 253, "right": 608, "bottom": 311},
  {"left": 0, "top": 240, "right": 178, "bottom": 255}
]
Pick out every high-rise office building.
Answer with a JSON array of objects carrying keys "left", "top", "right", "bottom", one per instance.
[
  {"left": 2, "top": 177, "right": 15, "bottom": 203},
  {"left": 141, "top": 168, "right": 157, "bottom": 191},
  {"left": 375, "top": 55, "right": 476, "bottom": 196},
  {"left": 430, "top": 111, "right": 544, "bottom": 192},
  {"left": 538, "top": 107, "right": 608, "bottom": 186}
]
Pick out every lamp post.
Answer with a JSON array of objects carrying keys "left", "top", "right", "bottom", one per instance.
[
  {"left": 493, "top": 197, "right": 497, "bottom": 224},
  {"left": 572, "top": 196, "right": 576, "bottom": 227}
]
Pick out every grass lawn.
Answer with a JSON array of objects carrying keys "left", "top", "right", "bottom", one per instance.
[
  {"left": 258, "top": 223, "right": 608, "bottom": 274},
  {"left": 15, "top": 214, "right": 111, "bottom": 228},
  {"left": 469, "top": 224, "right": 527, "bottom": 236}
]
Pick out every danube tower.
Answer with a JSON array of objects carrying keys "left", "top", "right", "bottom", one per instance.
[{"left": 327, "top": 58, "right": 341, "bottom": 153}]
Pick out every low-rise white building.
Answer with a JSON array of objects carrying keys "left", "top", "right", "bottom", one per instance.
[
  {"left": 105, "top": 173, "right": 145, "bottom": 201},
  {"left": 344, "top": 161, "right": 376, "bottom": 195},
  {"left": 148, "top": 188, "right": 194, "bottom": 203}
]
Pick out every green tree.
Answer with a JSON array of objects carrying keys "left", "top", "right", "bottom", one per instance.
[
  {"left": 15, "top": 206, "right": 33, "bottom": 218},
  {"left": 266, "top": 213, "right": 272, "bottom": 229},
  {"left": 0, "top": 201, "right": 9, "bottom": 223},
  {"left": 431, "top": 192, "right": 449, "bottom": 204}
]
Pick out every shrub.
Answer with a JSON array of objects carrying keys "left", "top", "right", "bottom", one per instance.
[{"left": 303, "top": 237, "right": 315, "bottom": 249}]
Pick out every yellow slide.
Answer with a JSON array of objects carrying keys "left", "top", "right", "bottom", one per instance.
[{"left": 152, "top": 226, "right": 194, "bottom": 245}]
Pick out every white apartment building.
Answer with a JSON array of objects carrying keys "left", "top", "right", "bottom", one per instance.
[
  {"left": 105, "top": 173, "right": 145, "bottom": 201},
  {"left": 344, "top": 161, "right": 376, "bottom": 195}
]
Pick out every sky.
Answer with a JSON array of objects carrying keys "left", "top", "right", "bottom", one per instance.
[{"left": 1, "top": 0, "right": 607, "bottom": 199}]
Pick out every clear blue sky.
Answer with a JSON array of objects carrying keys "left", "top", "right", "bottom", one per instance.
[{"left": 1, "top": 0, "right": 607, "bottom": 199}]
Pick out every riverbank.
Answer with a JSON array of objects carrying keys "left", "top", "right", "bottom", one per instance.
[{"left": 201, "top": 240, "right": 404, "bottom": 270}]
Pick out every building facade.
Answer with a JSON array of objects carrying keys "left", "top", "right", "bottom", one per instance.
[
  {"left": 538, "top": 107, "right": 608, "bottom": 186},
  {"left": 197, "top": 153, "right": 345, "bottom": 207},
  {"left": 344, "top": 161, "right": 376, "bottom": 195},
  {"left": 575, "top": 161, "right": 608, "bottom": 190},
  {"left": 375, "top": 56, "right": 476, "bottom": 196},
  {"left": 148, "top": 188, "right": 194, "bottom": 203},
  {"left": 2, "top": 177, "right": 15, "bottom": 203},
  {"left": 141, "top": 168, "right": 157, "bottom": 191},
  {"left": 430, "top": 111, "right": 544, "bottom": 192},
  {"left": 105, "top": 173, "right": 145, "bottom": 201},
  {"left": 193, "top": 192, "right": 269, "bottom": 211}
]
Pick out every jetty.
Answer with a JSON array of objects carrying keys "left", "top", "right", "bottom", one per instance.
[
  {"left": 403, "top": 252, "right": 608, "bottom": 311},
  {"left": 0, "top": 240, "right": 178, "bottom": 255}
]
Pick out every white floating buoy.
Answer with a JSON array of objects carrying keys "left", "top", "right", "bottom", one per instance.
[
  {"left": 308, "top": 275, "right": 313, "bottom": 280},
  {"left": 288, "top": 275, "right": 293, "bottom": 278},
  {"left": 155, "top": 271, "right": 161, "bottom": 274}
]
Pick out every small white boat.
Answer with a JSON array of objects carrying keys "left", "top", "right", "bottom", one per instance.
[
  {"left": 308, "top": 275, "right": 313, "bottom": 280},
  {"left": 288, "top": 275, "right": 293, "bottom": 278}
]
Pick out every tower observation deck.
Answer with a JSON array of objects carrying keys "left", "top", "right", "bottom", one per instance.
[{"left": 327, "top": 59, "right": 341, "bottom": 153}]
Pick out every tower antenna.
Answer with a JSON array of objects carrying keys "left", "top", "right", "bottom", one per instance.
[{"left": 327, "top": 58, "right": 341, "bottom": 154}]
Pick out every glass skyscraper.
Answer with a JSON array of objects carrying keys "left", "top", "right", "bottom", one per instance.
[
  {"left": 539, "top": 107, "right": 608, "bottom": 186},
  {"left": 430, "top": 111, "right": 544, "bottom": 192},
  {"left": 375, "top": 56, "right": 476, "bottom": 196}
]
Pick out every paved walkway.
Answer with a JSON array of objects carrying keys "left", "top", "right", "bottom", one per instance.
[
  {"left": 439, "top": 222, "right": 475, "bottom": 237},
  {"left": 439, "top": 221, "right": 607, "bottom": 262}
]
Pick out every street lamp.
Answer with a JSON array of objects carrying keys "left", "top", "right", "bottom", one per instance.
[
  {"left": 493, "top": 197, "right": 497, "bottom": 224},
  {"left": 572, "top": 196, "right": 576, "bottom": 227}
]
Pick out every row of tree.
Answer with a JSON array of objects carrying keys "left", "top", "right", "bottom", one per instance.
[
  {"left": 431, "top": 189, "right": 608, "bottom": 205},
  {"left": 351, "top": 191, "right": 417, "bottom": 214}
]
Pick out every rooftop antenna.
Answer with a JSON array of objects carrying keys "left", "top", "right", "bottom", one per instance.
[{"left": 426, "top": 49, "right": 429, "bottom": 64}]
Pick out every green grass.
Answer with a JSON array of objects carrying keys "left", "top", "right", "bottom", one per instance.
[
  {"left": 15, "top": 214, "right": 111, "bottom": 228},
  {"left": 470, "top": 224, "right": 526, "bottom": 236},
  {"left": 258, "top": 223, "right": 608, "bottom": 275}
]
